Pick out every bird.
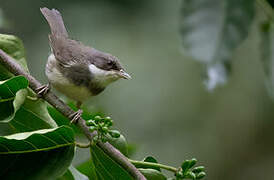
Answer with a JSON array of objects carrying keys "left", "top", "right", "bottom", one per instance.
[{"left": 38, "top": 7, "right": 131, "bottom": 123}]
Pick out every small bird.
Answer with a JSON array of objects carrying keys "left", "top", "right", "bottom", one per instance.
[{"left": 38, "top": 7, "right": 131, "bottom": 123}]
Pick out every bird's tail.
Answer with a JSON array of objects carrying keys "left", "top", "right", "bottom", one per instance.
[{"left": 40, "top": 7, "right": 68, "bottom": 38}]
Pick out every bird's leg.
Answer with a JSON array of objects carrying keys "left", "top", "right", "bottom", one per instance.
[
  {"left": 69, "top": 101, "right": 83, "bottom": 124},
  {"left": 36, "top": 83, "right": 51, "bottom": 97},
  {"left": 76, "top": 101, "right": 82, "bottom": 109}
]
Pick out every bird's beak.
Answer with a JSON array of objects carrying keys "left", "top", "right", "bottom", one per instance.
[{"left": 118, "top": 69, "right": 131, "bottom": 79}]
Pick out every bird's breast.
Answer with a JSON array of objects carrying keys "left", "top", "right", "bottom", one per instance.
[{"left": 45, "top": 54, "right": 93, "bottom": 102}]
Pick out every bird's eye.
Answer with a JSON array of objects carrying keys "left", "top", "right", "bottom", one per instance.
[{"left": 107, "top": 60, "right": 113, "bottom": 65}]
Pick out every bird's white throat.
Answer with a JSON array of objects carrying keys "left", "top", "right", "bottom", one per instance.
[{"left": 88, "top": 64, "right": 119, "bottom": 87}]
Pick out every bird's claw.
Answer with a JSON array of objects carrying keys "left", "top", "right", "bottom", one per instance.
[
  {"left": 69, "top": 109, "right": 83, "bottom": 124},
  {"left": 36, "top": 84, "right": 50, "bottom": 97}
]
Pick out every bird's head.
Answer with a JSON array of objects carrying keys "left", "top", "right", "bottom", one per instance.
[{"left": 89, "top": 52, "right": 131, "bottom": 86}]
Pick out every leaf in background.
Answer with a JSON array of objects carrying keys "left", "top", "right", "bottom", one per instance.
[
  {"left": 0, "top": 126, "right": 75, "bottom": 180},
  {"left": 0, "top": 76, "right": 28, "bottom": 122},
  {"left": 260, "top": 21, "right": 274, "bottom": 98},
  {"left": 0, "top": 9, "right": 3, "bottom": 28},
  {"left": 58, "top": 166, "right": 89, "bottom": 180},
  {"left": 138, "top": 168, "right": 167, "bottom": 180},
  {"left": 180, "top": 0, "right": 255, "bottom": 90},
  {"left": 266, "top": 0, "right": 274, "bottom": 8},
  {"left": 0, "top": 34, "right": 29, "bottom": 80},
  {"left": 90, "top": 144, "right": 133, "bottom": 180}
]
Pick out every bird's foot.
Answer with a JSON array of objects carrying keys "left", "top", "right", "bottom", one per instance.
[
  {"left": 36, "top": 84, "right": 50, "bottom": 97},
  {"left": 69, "top": 109, "right": 83, "bottom": 124}
]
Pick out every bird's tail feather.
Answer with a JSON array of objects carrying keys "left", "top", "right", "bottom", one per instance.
[{"left": 40, "top": 7, "right": 68, "bottom": 38}]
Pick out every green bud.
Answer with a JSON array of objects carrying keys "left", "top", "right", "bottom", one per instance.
[
  {"left": 181, "top": 160, "right": 191, "bottom": 171},
  {"left": 192, "top": 166, "right": 205, "bottom": 173},
  {"left": 86, "top": 120, "right": 95, "bottom": 126},
  {"left": 188, "top": 158, "right": 197, "bottom": 169},
  {"left": 98, "top": 122, "right": 104, "bottom": 128},
  {"left": 109, "top": 130, "right": 121, "bottom": 138},
  {"left": 105, "top": 119, "right": 113, "bottom": 127},
  {"left": 186, "top": 172, "right": 196, "bottom": 179},
  {"left": 175, "top": 171, "right": 183, "bottom": 178},
  {"left": 101, "top": 136, "right": 108, "bottom": 143},
  {"left": 94, "top": 116, "right": 101, "bottom": 123},
  {"left": 102, "top": 126, "right": 108, "bottom": 133},
  {"left": 89, "top": 126, "right": 97, "bottom": 132},
  {"left": 93, "top": 136, "right": 99, "bottom": 142},
  {"left": 196, "top": 172, "right": 206, "bottom": 179},
  {"left": 105, "top": 116, "right": 111, "bottom": 121}
]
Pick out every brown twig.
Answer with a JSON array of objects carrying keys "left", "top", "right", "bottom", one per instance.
[{"left": 0, "top": 49, "right": 146, "bottom": 180}]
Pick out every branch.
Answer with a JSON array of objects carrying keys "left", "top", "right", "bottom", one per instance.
[{"left": 0, "top": 49, "right": 146, "bottom": 180}]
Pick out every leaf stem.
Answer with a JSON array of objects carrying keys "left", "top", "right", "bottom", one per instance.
[
  {"left": 0, "top": 97, "right": 15, "bottom": 102},
  {"left": 75, "top": 141, "right": 91, "bottom": 148},
  {"left": 128, "top": 159, "right": 178, "bottom": 173}
]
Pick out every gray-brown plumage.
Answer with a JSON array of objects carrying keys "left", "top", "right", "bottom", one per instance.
[{"left": 39, "top": 7, "right": 131, "bottom": 122}]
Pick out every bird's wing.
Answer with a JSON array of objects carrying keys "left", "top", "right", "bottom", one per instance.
[{"left": 49, "top": 35, "right": 96, "bottom": 66}]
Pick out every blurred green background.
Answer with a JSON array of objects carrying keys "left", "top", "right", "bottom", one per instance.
[{"left": 1, "top": 0, "right": 274, "bottom": 179}]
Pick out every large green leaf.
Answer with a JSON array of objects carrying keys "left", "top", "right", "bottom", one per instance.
[
  {"left": 0, "top": 34, "right": 29, "bottom": 80},
  {"left": 0, "top": 75, "right": 57, "bottom": 132},
  {"left": 58, "top": 165, "right": 89, "bottom": 180},
  {"left": 0, "top": 126, "right": 75, "bottom": 180},
  {"left": 77, "top": 160, "right": 98, "bottom": 180},
  {"left": 9, "top": 96, "right": 58, "bottom": 132},
  {"left": 260, "top": 21, "right": 274, "bottom": 98},
  {"left": 0, "top": 76, "right": 28, "bottom": 123},
  {"left": 90, "top": 144, "right": 133, "bottom": 180},
  {"left": 180, "top": 0, "right": 255, "bottom": 90}
]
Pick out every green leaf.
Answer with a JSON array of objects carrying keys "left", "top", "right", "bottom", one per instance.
[
  {"left": 192, "top": 166, "right": 205, "bottom": 174},
  {"left": 9, "top": 96, "right": 58, "bottom": 132},
  {"left": 188, "top": 158, "right": 197, "bottom": 169},
  {"left": 0, "top": 126, "right": 75, "bottom": 180},
  {"left": 0, "top": 76, "right": 28, "bottom": 122},
  {"left": 181, "top": 160, "right": 191, "bottom": 171},
  {"left": 180, "top": 0, "right": 255, "bottom": 90},
  {"left": 260, "top": 21, "right": 274, "bottom": 99},
  {"left": 0, "top": 34, "right": 29, "bottom": 80},
  {"left": 266, "top": 0, "right": 274, "bottom": 8},
  {"left": 196, "top": 172, "right": 206, "bottom": 179},
  {"left": 134, "top": 156, "right": 161, "bottom": 172},
  {"left": 138, "top": 168, "right": 166, "bottom": 180},
  {"left": 77, "top": 160, "right": 98, "bottom": 180},
  {"left": 0, "top": 75, "right": 57, "bottom": 132},
  {"left": 144, "top": 157, "right": 161, "bottom": 172},
  {"left": 90, "top": 144, "right": 133, "bottom": 180},
  {"left": 58, "top": 166, "right": 89, "bottom": 180}
]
